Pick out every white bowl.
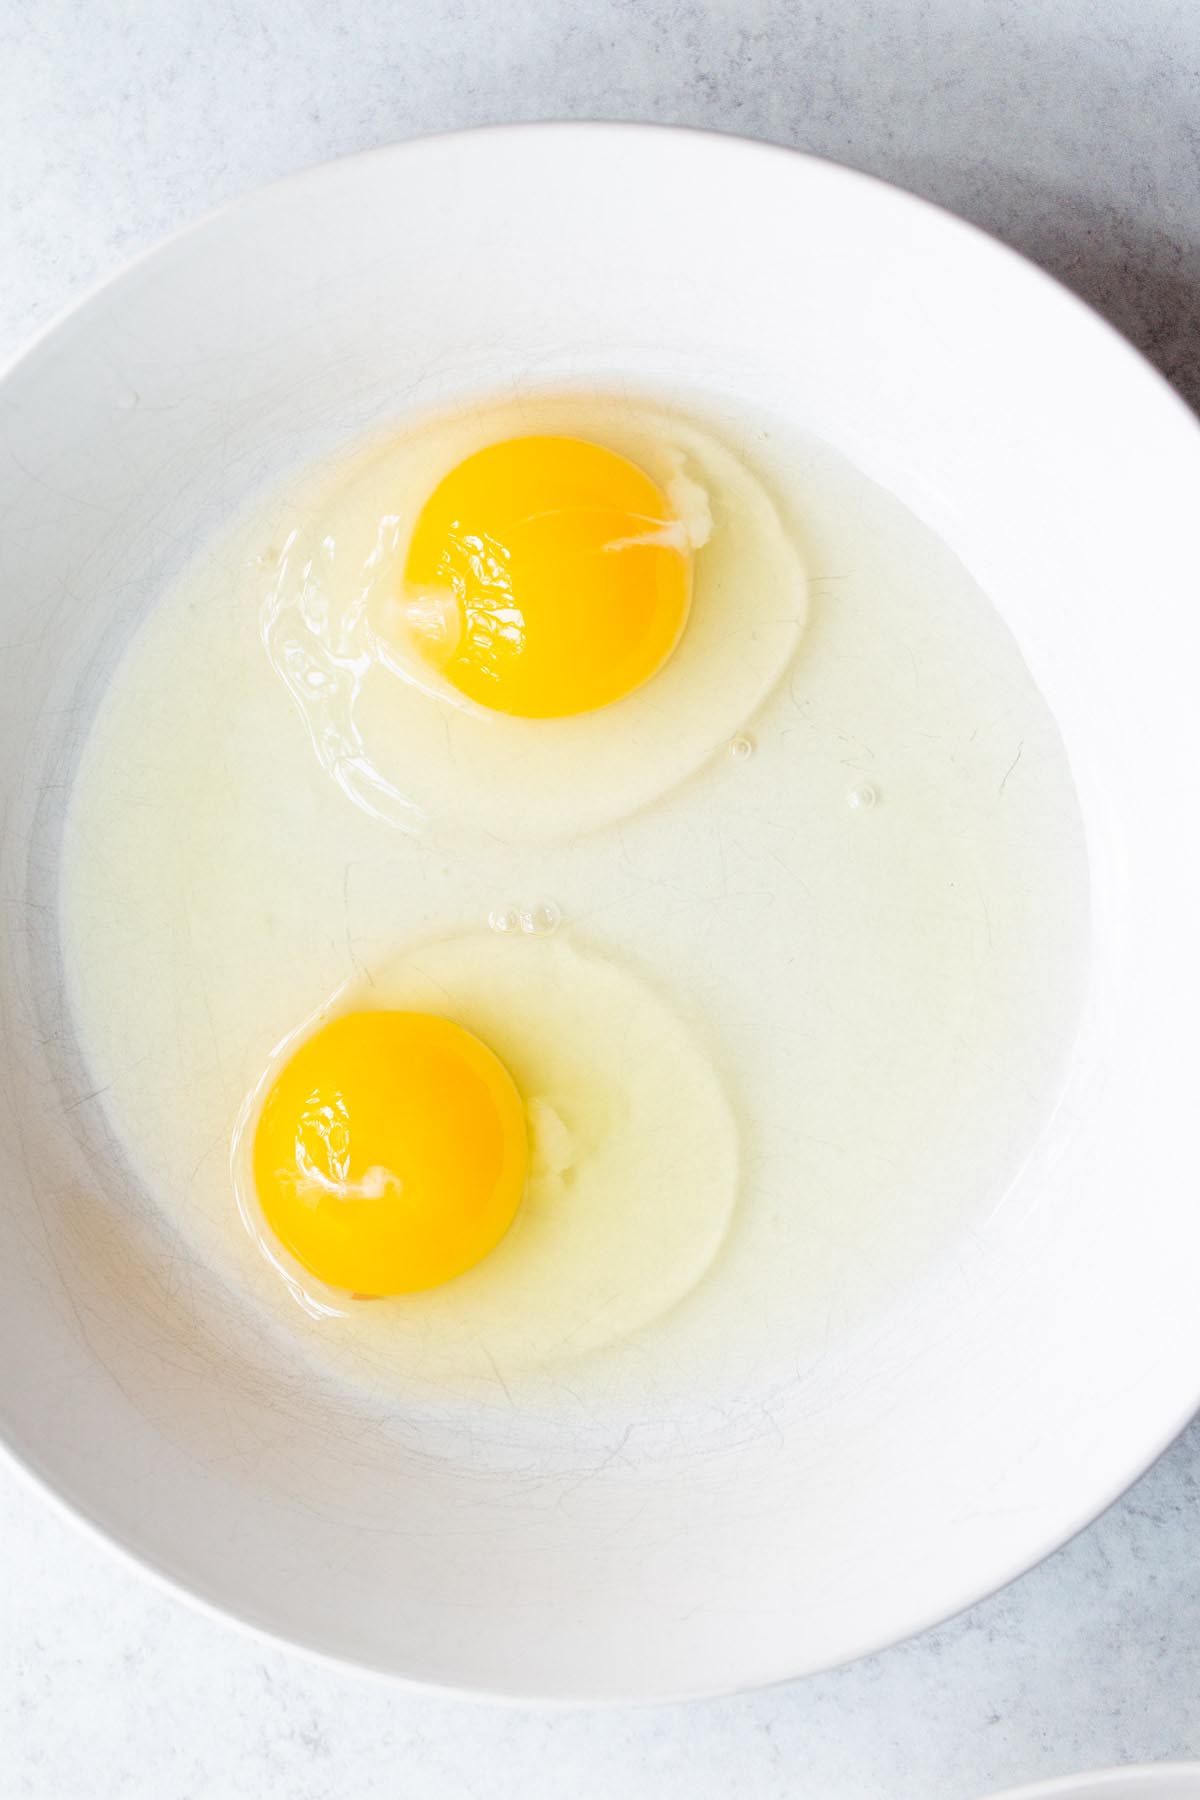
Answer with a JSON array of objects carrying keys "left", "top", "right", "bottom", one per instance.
[
  {"left": 2, "top": 124, "right": 1199, "bottom": 1701},
  {"left": 986, "top": 1769, "right": 1200, "bottom": 1799}
]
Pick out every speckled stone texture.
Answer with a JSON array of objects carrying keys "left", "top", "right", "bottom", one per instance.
[{"left": 2, "top": 2, "right": 1199, "bottom": 1794}]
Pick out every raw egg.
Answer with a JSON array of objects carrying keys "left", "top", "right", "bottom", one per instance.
[
  {"left": 262, "top": 394, "right": 807, "bottom": 843},
  {"left": 235, "top": 932, "right": 740, "bottom": 1376}
]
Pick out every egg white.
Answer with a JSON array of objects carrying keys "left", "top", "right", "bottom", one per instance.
[{"left": 59, "top": 392, "right": 1091, "bottom": 1415}]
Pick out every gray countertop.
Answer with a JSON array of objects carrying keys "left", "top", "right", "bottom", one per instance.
[{"left": 2, "top": 2, "right": 1199, "bottom": 1794}]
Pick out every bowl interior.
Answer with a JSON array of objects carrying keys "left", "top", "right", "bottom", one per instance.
[{"left": 2, "top": 126, "right": 1200, "bottom": 1699}]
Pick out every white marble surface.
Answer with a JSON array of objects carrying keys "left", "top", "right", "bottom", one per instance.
[{"left": 3, "top": 1, "right": 1200, "bottom": 1795}]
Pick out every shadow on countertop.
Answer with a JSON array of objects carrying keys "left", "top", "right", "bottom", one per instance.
[{"left": 988, "top": 187, "right": 1200, "bottom": 418}]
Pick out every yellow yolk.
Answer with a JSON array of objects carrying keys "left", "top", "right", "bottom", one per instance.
[
  {"left": 402, "top": 434, "right": 693, "bottom": 718},
  {"left": 252, "top": 1010, "right": 528, "bottom": 1296}
]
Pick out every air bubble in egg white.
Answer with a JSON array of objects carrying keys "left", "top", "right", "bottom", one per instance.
[
  {"left": 519, "top": 902, "right": 561, "bottom": 937},
  {"left": 847, "top": 782, "right": 879, "bottom": 811},
  {"left": 114, "top": 389, "right": 140, "bottom": 412},
  {"left": 727, "top": 734, "right": 755, "bottom": 762},
  {"left": 488, "top": 907, "right": 519, "bottom": 934}
]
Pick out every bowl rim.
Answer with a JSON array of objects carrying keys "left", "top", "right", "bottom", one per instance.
[
  {"left": 983, "top": 1766, "right": 1200, "bottom": 1798},
  {"left": 4, "top": 119, "right": 1200, "bottom": 1703}
]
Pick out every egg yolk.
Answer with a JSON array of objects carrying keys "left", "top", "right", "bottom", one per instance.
[
  {"left": 402, "top": 434, "right": 692, "bottom": 718},
  {"left": 252, "top": 1010, "right": 528, "bottom": 1296}
]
